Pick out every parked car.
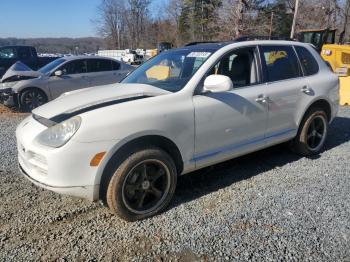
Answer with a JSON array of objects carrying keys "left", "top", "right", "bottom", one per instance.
[
  {"left": 16, "top": 40, "right": 339, "bottom": 221},
  {"left": 0, "top": 45, "right": 60, "bottom": 78},
  {"left": 0, "top": 56, "right": 134, "bottom": 111}
]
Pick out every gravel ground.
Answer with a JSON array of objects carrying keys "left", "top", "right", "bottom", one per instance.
[{"left": 0, "top": 107, "right": 350, "bottom": 261}]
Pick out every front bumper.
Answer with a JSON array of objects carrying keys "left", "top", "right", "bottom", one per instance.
[
  {"left": 16, "top": 115, "right": 115, "bottom": 201},
  {"left": 19, "top": 163, "right": 99, "bottom": 201}
]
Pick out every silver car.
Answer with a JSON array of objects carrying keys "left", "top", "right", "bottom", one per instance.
[{"left": 0, "top": 56, "right": 133, "bottom": 111}]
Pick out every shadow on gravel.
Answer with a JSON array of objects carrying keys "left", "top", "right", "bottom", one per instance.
[{"left": 171, "top": 116, "right": 350, "bottom": 208}]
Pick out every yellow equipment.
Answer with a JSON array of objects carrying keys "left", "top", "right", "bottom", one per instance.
[
  {"left": 298, "top": 29, "right": 350, "bottom": 105},
  {"left": 146, "top": 65, "right": 171, "bottom": 80},
  {"left": 321, "top": 44, "right": 350, "bottom": 105},
  {"left": 266, "top": 51, "right": 287, "bottom": 64}
]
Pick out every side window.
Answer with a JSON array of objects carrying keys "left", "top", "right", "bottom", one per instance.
[
  {"left": 112, "top": 61, "right": 120, "bottom": 70},
  {"left": 87, "top": 59, "right": 113, "bottom": 73},
  {"left": 60, "top": 60, "right": 87, "bottom": 75},
  {"left": 0, "top": 47, "right": 17, "bottom": 59},
  {"left": 295, "top": 46, "right": 319, "bottom": 76},
  {"left": 260, "top": 45, "right": 301, "bottom": 82},
  {"left": 208, "top": 47, "right": 259, "bottom": 88}
]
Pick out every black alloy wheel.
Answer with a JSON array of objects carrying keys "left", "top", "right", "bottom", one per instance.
[
  {"left": 122, "top": 160, "right": 170, "bottom": 214},
  {"left": 306, "top": 116, "right": 326, "bottom": 150}
]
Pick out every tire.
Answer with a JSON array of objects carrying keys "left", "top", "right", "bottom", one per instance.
[
  {"left": 106, "top": 148, "right": 177, "bottom": 221},
  {"left": 19, "top": 88, "right": 48, "bottom": 112},
  {"left": 291, "top": 108, "right": 328, "bottom": 156}
]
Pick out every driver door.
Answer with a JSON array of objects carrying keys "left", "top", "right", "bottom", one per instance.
[
  {"left": 48, "top": 59, "right": 90, "bottom": 99},
  {"left": 193, "top": 46, "right": 268, "bottom": 168}
]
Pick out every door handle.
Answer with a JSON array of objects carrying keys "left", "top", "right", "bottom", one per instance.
[
  {"left": 301, "top": 85, "right": 312, "bottom": 94},
  {"left": 255, "top": 94, "right": 268, "bottom": 103}
]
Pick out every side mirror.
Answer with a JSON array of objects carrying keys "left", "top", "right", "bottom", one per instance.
[
  {"left": 203, "top": 75, "right": 233, "bottom": 93},
  {"left": 54, "top": 70, "right": 63, "bottom": 77}
]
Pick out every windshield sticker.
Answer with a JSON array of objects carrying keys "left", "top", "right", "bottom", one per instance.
[{"left": 187, "top": 52, "right": 211, "bottom": 58}]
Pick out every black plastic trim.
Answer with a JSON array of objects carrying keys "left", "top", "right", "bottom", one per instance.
[{"left": 49, "top": 95, "right": 150, "bottom": 123}]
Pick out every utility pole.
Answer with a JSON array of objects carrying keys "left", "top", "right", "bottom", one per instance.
[
  {"left": 290, "top": 0, "right": 300, "bottom": 39},
  {"left": 117, "top": 24, "right": 121, "bottom": 50},
  {"left": 201, "top": 0, "right": 204, "bottom": 41},
  {"left": 340, "top": 0, "right": 350, "bottom": 44},
  {"left": 235, "top": 0, "right": 244, "bottom": 38},
  {"left": 269, "top": 11, "right": 274, "bottom": 39}
]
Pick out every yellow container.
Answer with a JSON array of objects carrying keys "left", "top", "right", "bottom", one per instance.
[
  {"left": 339, "top": 77, "right": 350, "bottom": 105},
  {"left": 321, "top": 44, "right": 350, "bottom": 105}
]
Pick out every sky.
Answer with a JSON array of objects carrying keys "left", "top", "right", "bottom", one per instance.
[{"left": 0, "top": 0, "right": 165, "bottom": 38}]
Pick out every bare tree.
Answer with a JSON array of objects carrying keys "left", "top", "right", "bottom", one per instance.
[
  {"left": 93, "top": 0, "right": 350, "bottom": 49},
  {"left": 94, "top": 0, "right": 126, "bottom": 49}
]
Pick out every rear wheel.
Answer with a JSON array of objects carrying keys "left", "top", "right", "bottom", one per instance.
[
  {"left": 106, "top": 148, "right": 177, "bottom": 221},
  {"left": 19, "top": 88, "right": 47, "bottom": 112},
  {"left": 291, "top": 108, "right": 328, "bottom": 156}
]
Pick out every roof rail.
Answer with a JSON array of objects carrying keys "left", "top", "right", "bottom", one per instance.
[
  {"left": 184, "top": 41, "right": 223, "bottom": 46},
  {"left": 234, "top": 35, "right": 292, "bottom": 41},
  {"left": 183, "top": 35, "right": 293, "bottom": 47}
]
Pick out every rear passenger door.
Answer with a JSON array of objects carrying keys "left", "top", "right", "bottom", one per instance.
[
  {"left": 259, "top": 45, "right": 304, "bottom": 143},
  {"left": 87, "top": 59, "right": 123, "bottom": 86}
]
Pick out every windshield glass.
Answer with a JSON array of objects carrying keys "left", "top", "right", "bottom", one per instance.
[
  {"left": 121, "top": 49, "right": 213, "bottom": 92},
  {"left": 38, "top": 58, "right": 66, "bottom": 74}
]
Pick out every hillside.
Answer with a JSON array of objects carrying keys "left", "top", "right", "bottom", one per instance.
[{"left": 0, "top": 37, "right": 106, "bottom": 54}]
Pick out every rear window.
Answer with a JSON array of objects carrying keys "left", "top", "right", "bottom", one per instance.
[
  {"left": 295, "top": 46, "right": 319, "bottom": 76},
  {"left": 260, "top": 45, "right": 302, "bottom": 82},
  {"left": 88, "top": 59, "right": 113, "bottom": 72}
]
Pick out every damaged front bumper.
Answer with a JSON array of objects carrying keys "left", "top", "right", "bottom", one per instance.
[{"left": 0, "top": 88, "right": 16, "bottom": 107}]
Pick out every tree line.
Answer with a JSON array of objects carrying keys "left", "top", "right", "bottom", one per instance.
[
  {"left": 95, "top": 0, "right": 350, "bottom": 49},
  {"left": 0, "top": 37, "right": 105, "bottom": 54}
]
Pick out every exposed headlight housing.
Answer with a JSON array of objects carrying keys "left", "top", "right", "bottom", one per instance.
[
  {"left": 1, "top": 81, "right": 19, "bottom": 88},
  {"left": 36, "top": 116, "right": 81, "bottom": 148}
]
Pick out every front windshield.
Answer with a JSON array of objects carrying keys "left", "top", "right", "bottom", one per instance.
[
  {"left": 121, "top": 49, "right": 213, "bottom": 92},
  {"left": 38, "top": 58, "right": 66, "bottom": 74}
]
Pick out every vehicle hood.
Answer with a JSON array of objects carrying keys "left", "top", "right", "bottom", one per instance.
[
  {"left": 32, "top": 83, "right": 170, "bottom": 122},
  {"left": 1, "top": 61, "right": 44, "bottom": 83}
]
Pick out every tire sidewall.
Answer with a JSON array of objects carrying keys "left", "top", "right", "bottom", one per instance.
[
  {"left": 107, "top": 148, "right": 177, "bottom": 221},
  {"left": 297, "top": 109, "right": 328, "bottom": 155}
]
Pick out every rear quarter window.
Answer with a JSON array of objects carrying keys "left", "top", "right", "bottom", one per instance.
[
  {"left": 259, "top": 45, "right": 302, "bottom": 82},
  {"left": 295, "top": 46, "right": 319, "bottom": 76}
]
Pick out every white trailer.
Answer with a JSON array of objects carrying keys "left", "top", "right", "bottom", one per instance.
[{"left": 97, "top": 49, "right": 144, "bottom": 65}]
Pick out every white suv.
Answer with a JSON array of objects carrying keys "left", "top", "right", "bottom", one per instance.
[{"left": 16, "top": 40, "right": 339, "bottom": 221}]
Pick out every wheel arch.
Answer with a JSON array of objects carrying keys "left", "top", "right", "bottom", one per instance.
[
  {"left": 17, "top": 87, "right": 49, "bottom": 110},
  {"left": 18, "top": 86, "right": 49, "bottom": 101},
  {"left": 97, "top": 134, "right": 184, "bottom": 202},
  {"left": 297, "top": 98, "right": 332, "bottom": 127}
]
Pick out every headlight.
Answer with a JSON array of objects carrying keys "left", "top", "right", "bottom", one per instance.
[
  {"left": 36, "top": 116, "right": 81, "bottom": 148},
  {"left": 1, "top": 81, "right": 19, "bottom": 88}
]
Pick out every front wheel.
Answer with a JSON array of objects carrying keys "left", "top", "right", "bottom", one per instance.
[
  {"left": 106, "top": 148, "right": 177, "bottom": 221},
  {"left": 291, "top": 108, "right": 328, "bottom": 156},
  {"left": 19, "top": 88, "right": 48, "bottom": 112}
]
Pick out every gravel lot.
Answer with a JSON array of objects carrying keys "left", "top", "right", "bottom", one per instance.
[{"left": 0, "top": 106, "right": 350, "bottom": 261}]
